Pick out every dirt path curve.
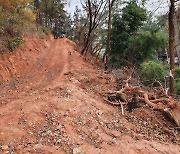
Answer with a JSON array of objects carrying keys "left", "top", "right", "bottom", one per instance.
[
  {"left": 0, "top": 37, "right": 70, "bottom": 102},
  {"left": 0, "top": 36, "right": 179, "bottom": 154},
  {"left": 19, "top": 38, "right": 70, "bottom": 90}
]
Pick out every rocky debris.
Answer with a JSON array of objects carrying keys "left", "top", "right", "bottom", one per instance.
[
  {"left": 125, "top": 108, "right": 180, "bottom": 144},
  {"left": 30, "top": 112, "right": 78, "bottom": 153}
]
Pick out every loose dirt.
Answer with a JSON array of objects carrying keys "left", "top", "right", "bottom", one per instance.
[{"left": 0, "top": 35, "right": 179, "bottom": 154}]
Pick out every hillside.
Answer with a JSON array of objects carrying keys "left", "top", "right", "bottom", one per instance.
[{"left": 0, "top": 35, "right": 179, "bottom": 154}]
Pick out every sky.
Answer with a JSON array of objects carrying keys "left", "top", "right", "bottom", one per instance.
[
  {"left": 66, "top": 0, "right": 82, "bottom": 14},
  {"left": 65, "top": 0, "right": 170, "bottom": 16}
]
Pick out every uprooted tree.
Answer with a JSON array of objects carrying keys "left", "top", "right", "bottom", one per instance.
[{"left": 104, "top": 68, "right": 180, "bottom": 127}]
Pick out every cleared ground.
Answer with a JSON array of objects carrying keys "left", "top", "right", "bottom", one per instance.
[{"left": 0, "top": 35, "right": 179, "bottom": 154}]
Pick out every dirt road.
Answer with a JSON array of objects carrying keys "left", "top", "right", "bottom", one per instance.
[{"left": 0, "top": 35, "right": 179, "bottom": 154}]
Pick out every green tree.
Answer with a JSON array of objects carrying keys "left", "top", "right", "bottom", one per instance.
[
  {"left": 110, "top": 0, "right": 168, "bottom": 66},
  {"left": 111, "top": 0, "right": 147, "bottom": 65},
  {"left": 34, "top": 0, "right": 71, "bottom": 38},
  {"left": 125, "top": 29, "right": 168, "bottom": 64},
  {"left": 72, "top": 6, "right": 82, "bottom": 41}
]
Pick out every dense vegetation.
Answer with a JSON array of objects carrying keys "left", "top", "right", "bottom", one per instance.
[
  {"left": 110, "top": 1, "right": 168, "bottom": 66},
  {"left": 34, "top": 0, "right": 72, "bottom": 38},
  {"left": 0, "top": 0, "right": 35, "bottom": 51},
  {"left": 0, "top": 0, "right": 72, "bottom": 51},
  {"left": 140, "top": 60, "right": 180, "bottom": 95}
]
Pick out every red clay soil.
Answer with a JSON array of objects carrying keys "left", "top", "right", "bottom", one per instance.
[{"left": 0, "top": 35, "right": 179, "bottom": 154}]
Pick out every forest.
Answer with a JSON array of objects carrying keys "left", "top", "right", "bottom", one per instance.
[{"left": 0, "top": 0, "right": 180, "bottom": 153}]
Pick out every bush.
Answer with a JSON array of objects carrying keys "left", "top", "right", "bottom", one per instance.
[
  {"left": 140, "top": 60, "right": 167, "bottom": 85},
  {"left": 175, "top": 79, "right": 180, "bottom": 95},
  {"left": 1, "top": 13, "right": 23, "bottom": 37},
  {"left": 175, "top": 66, "right": 180, "bottom": 78},
  {"left": 42, "top": 27, "right": 50, "bottom": 35},
  {"left": 140, "top": 61, "right": 180, "bottom": 95},
  {"left": 5, "top": 37, "right": 24, "bottom": 51}
]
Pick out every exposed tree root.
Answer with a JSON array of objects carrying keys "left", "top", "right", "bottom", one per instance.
[{"left": 104, "top": 68, "right": 180, "bottom": 127}]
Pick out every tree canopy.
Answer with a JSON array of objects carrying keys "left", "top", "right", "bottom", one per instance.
[{"left": 110, "top": 0, "right": 168, "bottom": 66}]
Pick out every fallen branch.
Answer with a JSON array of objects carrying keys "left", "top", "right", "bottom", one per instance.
[
  {"left": 103, "top": 98, "right": 123, "bottom": 106},
  {"left": 143, "top": 93, "right": 165, "bottom": 110},
  {"left": 118, "top": 100, "right": 125, "bottom": 115},
  {"left": 151, "top": 98, "right": 170, "bottom": 103},
  {"left": 151, "top": 80, "right": 170, "bottom": 98}
]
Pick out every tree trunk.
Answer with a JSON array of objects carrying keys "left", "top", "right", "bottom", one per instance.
[
  {"left": 81, "top": 32, "right": 91, "bottom": 55},
  {"left": 168, "top": 0, "right": 175, "bottom": 95},
  {"left": 104, "top": 0, "right": 115, "bottom": 70},
  {"left": 81, "top": 0, "right": 92, "bottom": 55}
]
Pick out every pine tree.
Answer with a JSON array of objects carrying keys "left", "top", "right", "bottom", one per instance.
[{"left": 34, "top": 0, "right": 71, "bottom": 38}]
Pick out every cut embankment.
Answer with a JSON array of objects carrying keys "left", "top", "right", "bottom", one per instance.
[{"left": 0, "top": 35, "right": 52, "bottom": 83}]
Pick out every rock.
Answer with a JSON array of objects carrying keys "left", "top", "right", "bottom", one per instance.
[
  {"left": 73, "top": 147, "right": 85, "bottom": 154},
  {"left": 1, "top": 145, "right": 8, "bottom": 150},
  {"left": 67, "top": 89, "right": 72, "bottom": 94},
  {"left": 46, "top": 130, "right": 52, "bottom": 135},
  {"left": 34, "top": 143, "right": 43, "bottom": 149}
]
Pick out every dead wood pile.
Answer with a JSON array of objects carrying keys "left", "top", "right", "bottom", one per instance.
[{"left": 104, "top": 68, "right": 180, "bottom": 127}]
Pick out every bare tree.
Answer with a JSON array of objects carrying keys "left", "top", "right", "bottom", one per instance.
[
  {"left": 81, "top": 0, "right": 108, "bottom": 55},
  {"left": 168, "top": 0, "right": 175, "bottom": 95},
  {"left": 104, "top": 0, "right": 116, "bottom": 70}
]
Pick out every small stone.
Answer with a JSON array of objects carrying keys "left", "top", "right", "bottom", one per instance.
[
  {"left": 67, "top": 89, "right": 72, "bottom": 93},
  {"left": 1, "top": 145, "right": 8, "bottom": 150},
  {"left": 46, "top": 130, "right": 52, "bottom": 135},
  {"left": 34, "top": 143, "right": 43, "bottom": 149},
  {"left": 56, "top": 139, "right": 62, "bottom": 144},
  {"left": 73, "top": 147, "right": 85, "bottom": 154}
]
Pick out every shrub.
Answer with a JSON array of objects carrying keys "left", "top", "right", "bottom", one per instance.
[
  {"left": 2, "top": 13, "right": 23, "bottom": 37},
  {"left": 140, "top": 61, "right": 180, "bottom": 95},
  {"left": 42, "top": 27, "right": 50, "bottom": 35},
  {"left": 175, "top": 79, "right": 180, "bottom": 95},
  {"left": 5, "top": 37, "right": 24, "bottom": 51},
  {"left": 175, "top": 66, "right": 180, "bottom": 78},
  {"left": 140, "top": 60, "right": 167, "bottom": 85}
]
